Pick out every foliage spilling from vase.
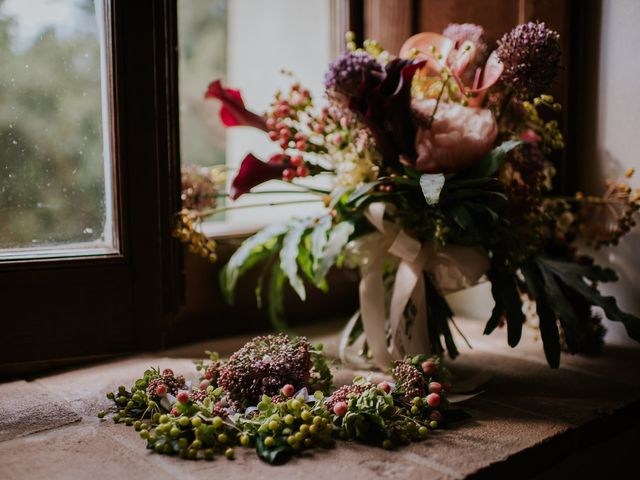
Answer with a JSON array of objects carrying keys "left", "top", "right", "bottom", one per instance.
[{"left": 175, "top": 21, "right": 640, "bottom": 369}]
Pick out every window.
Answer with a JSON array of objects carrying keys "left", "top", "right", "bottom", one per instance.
[
  {"left": 0, "top": 0, "right": 182, "bottom": 375},
  {"left": 0, "top": 0, "right": 117, "bottom": 260}
]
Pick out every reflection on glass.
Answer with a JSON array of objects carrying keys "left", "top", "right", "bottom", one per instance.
[{"left": 0, "top": 0, "right": 114, "bottom": 256}]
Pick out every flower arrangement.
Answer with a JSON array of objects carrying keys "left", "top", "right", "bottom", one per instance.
[
  {"left": 176, "top": 22, "right": 640, "bottom": 369},
  {"left": 101, "top": 335, "right": 454, "bottom": 464}
]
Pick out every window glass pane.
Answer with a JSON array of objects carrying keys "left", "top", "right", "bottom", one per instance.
[
  {"left": 0, "top": 0, "right": 115, "bottom": 258},
  {"left": 178, "top": 0, "right": 336, "bottom": 233}
]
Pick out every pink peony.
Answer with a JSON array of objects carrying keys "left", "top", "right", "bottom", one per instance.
[{"left": 413, "top": 99, "right": 497, "bottom": 173}]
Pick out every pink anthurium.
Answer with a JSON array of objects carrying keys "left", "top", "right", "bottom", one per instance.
[{"left": 205, "top": 80, "right": 267, "bottom": 131}]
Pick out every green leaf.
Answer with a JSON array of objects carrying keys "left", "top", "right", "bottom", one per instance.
[
  {"left": 485, "top": 268, "right": 525, "bottom": 347},
  {"left": 220, "top": 223, "right": 289, "bottom": 304},
  {"left": 280, "top": 220, "right": 309, "bottom": 301},
  {"left": 346, "top": 181, "right": 380, "bottom": 204},
  {"left": 522, "top": 263, "right": 561, "bottom": 368},
  {"left": 313, "top": 221, "right": 354, "bottom": 284},
  {"left": 267, "top": 263, "right": 289, "bottom": 332},
  {"left": 538, "top": 257, "right": 640, "bottom": 342},
  {"left": 255, "top": 436, "right": 292, "bottom": 465},
  {"left": 463, "top": 140, "right": 522, "bottom": 178},
  {"left": 419, "top": 173, "right": 446, "bottom": 205},
  {"left": 310, "top": 215, "right": 332, "bottom": 271}
]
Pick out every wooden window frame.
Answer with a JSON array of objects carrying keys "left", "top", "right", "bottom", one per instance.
[{"left": 0, "top": 0, "right": 182, "bottom": 377}]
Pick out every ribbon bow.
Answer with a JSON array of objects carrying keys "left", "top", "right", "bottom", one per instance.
[{"left": 340, "top": 202, "right": 490, "bottom": 369}]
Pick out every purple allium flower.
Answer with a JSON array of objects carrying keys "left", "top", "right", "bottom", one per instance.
[
  {"left": 218, "top": 334, "right": 312, "bottom": 407},
  {"left": 443, "top": 23, "right": 489, "bottom": 61},
  {"left": 391, "top": 360, "right": 428, "bottom": 401},
  {"left": 324, "top": 51, "right": 383, "bottom": 99},
  {"left": 496, "top": 21, "right": 561, "bottom": 99}
]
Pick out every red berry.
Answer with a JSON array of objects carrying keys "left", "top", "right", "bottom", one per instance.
[
  {"left": 162, "top": 369, "right": 174, "bottom": 376},
  {"left": 279, "top": 127, "right": 290, "bottom": 138},
  {"left": 279, "top": 139, "right": 289, "bottom": 150},
  {"left": 377, "top": 382, "right": 391, "bottom": 393},
  {"left": 155, "top": 384, "right": 168, "bottom": 397},
  {"left": 429, "top": 410, "right": 442, "bottom": 421},
  {"left": 204, "top": 370, "right": 214, "bottom": 380},
  {"left": 200, "top": 380, "right": 210, "bottom": 389},
  {"left": 426, "top": 393, "right": 441, "bottom": 408},
  {"left": 333, "top": 401, "right": 348, "bottom": 417},
  {"left": 428, "top": 382, "right": 442, "bottom": 394},
  {"left": 282, "top": 168, "right": 296, "bottom": 181},
  {"left": 281, "top": 384, "right": 295, "bottom": 397},
  {"left": 422, "top": 360, "right": 436, "bottom": 376},
  {"left": 291, "top": 155, "right": 304, "bottom": 167},
  {"left": 176, "top": 391, "right": 190, "bottom": 405},
  {"left": 266, "top": 118, "right": 276, "bottom": 129},
  {"left": 171, "top": 407, "right": 180, "bottom": 416},
  {"left": 296, "top": 166, "right": 309, "bottom": 177},
  {"left": 268, "top": 131, "right": 279, "bottom": 141}
]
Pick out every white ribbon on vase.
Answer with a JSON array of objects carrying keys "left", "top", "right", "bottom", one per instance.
[{"left": 339, "top": 202, "right": 491, "bottom": 370}]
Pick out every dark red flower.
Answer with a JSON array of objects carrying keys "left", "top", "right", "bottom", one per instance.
[
  {"left": 230, "top": 153, "right": 289, "bottom": 199},
  {"left": 205, "top": 80, "right": 267, "bottom": 131},
  {"left": 348, "top": 59, "right": 425, "bottom": 166}
]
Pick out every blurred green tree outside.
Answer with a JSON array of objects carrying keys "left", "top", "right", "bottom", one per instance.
[{"left": 0, "top": 0, "right": 106, "bottom": 248}]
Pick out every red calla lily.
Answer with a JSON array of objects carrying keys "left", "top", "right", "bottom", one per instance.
[
  {"left": 205, "top": 80, "right": 267, "bottom": 131},
  {"left": 230, "top": 153, "right": 288, "bottom": 200}
]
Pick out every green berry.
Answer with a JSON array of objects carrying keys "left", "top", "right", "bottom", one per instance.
[
  {"left": 191, "top": 417, "right": 202, "bottom": 428},
  {"left": 240, "top": 434, "right": 250, "bottom": 447},
  {"left": 126, "top": 401, "right": 135, "bottom": 409},
  {"left": 224, "top": 448, "right": 234, "bottom": 459},
  {"left": 301, "top": 410, "right": 312, "bottom": 421},
  {"left": 299, "top": 424, "right": 309, "bottom": 435},
  {"left": 412, "top": 397, "right": 423, "bottom": 406},
  {"left": 97, "top": 411, "right": 106, "bottom": 419},
  {"left": 118, "top": 386, "right": 126, "bottom": 394},
  {"left": 170, "top": 427, "right": 180, "bottom": 437},
  {"left": 268, "top": 420, "right": 280, "bottom": 431},
  {"left": 148, "top": 401, "right": 157, "bottom": 409},
  {"left": 154, "top": 443, "right": 164, "bottom": 453},
  {"left": 177, "top": 438, "right": 188, "bottom": 449},
  {"left": 139, "top": 430, "right": 149, "bottom": 440},
  {"left": 309, "top": 425, "right": 319, "bottom": 435},
  {"left": 264, "top": 436, "right": 275, "bottom": 447},
  {"left": 429, "top": 420, "right": 438, "bottom": 429},
  {"left": 133, "top": 421, "right": 142, "bottom": 431},
  {"left": 140, "top": 423, "right": 149, "bottom": 430},
  {"left": 178, "top": 416, "right": 190, "bottom": 427},
  {"left": 284, "top": 414, "right": 295, "bottom": 425},
  {"left": 106, "top": 392, "right": 115, "bottom": 400},
  {"left": 204, "top": 449, "right": 214, "bottom": 460},
  {"left": 410, "top": 406, "right": 420, "bottom": 415},
  {"left": 212, "top": 416, "right": 223, "bottom": 429},
  {"left": 294, "top": 432, "right": 305, "bottom": 443},
  {"left": 282, "top": 428, "right": 292, "bottom": 436},
  {"left": 290, "top": 399, "right": 302, "bottom": 410},
  {"left": 152, "top": 413, "right": 161, "bottom": 423},
  {"left": 124, "top": 418, "right": 133, "bottom": 426},
  {"left": 312, "top": 416, "right": 323, "bottom": 426},
  {"left": 287, "top": 435, "right": 296, "bottom": 446},
  {"left": 191, "top": 439, "right": 202, "bottom": 450},
  {"left": 187, "top": 449, "right": 197, "bottom": 460},
  {"left": 159, "top": 414, "right": 169, "bottom": 424},
  {"left": 217, "top": 433, "right": 228, "bottom": 444},
  {"left": 382, "top": 439, "right": 392, "bottom": 449},
  {"left": 304, "top": 438, "right": 313, "bottom": 447},
  {"left": 418, "top": 426, "right": 428, "bottom": 437},
  {"left": 163, "top": 443, "right": 173, "bottom": 454}
]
